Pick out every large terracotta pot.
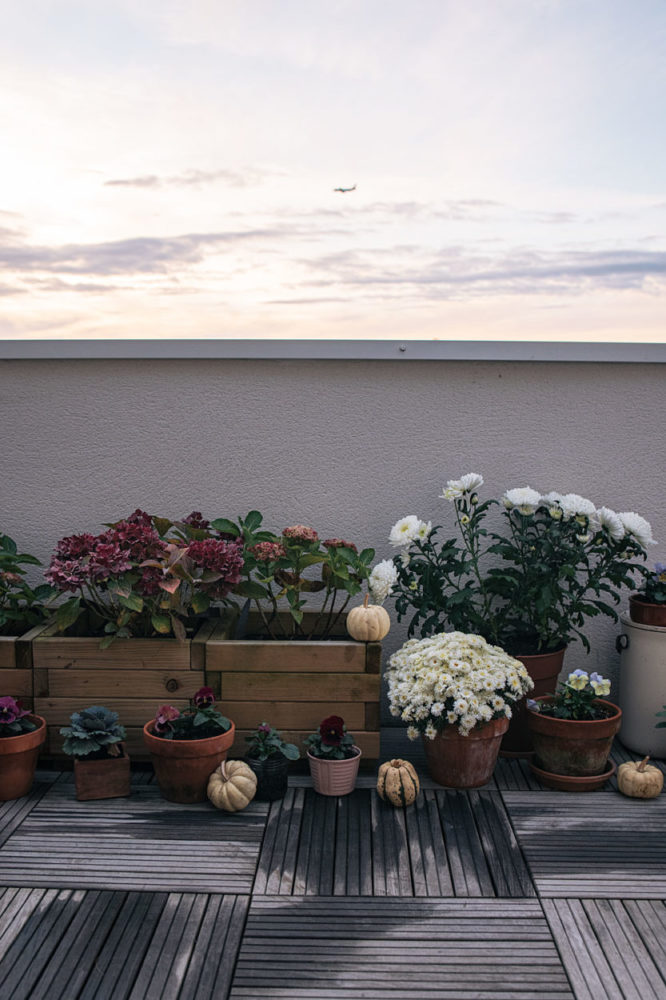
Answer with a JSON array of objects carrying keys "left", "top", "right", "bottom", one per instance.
[
  {"left": 0, "top": 715, "right": 46, "bottom": 801},
  {"left": 526, "top": 697, "right": 621, "bottom": 776},
  {"left": 307, "top": 748, "right": 361, "bottom": 796},
  {"left": 422, "top": 716, "right": 509, "bottom": 788},
  {"left": 143, "top": 721, "right": 235, "bottom": 803},
  {"left": 500, "top": 646, "right": 567, "bottom": 757},
  {"left": 629, "top": 595, "right": 666, "bottom": 627}
]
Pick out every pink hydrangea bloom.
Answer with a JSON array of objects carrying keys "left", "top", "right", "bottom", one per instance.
[
  {"left": 282, "top": 525, "right": 319, "bottom": 544},
  {"left": 250, "top": 541, "right": 287, "bottom": 563},
  {"left": 323, "top": 538, "right": 358, "bottom": 552}
]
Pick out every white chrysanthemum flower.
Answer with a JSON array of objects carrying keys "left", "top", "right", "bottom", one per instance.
[
  {"left": 503, "top": 486, "right": 541, "bottom": 515},
  {"left": 416, "top": 520, "right": 432, "bottom": 541},
  {"left": 593, "top": 507, "right": 624, "bottom": 542},
  {"left": 441, "top": 472, "right": 484, "bottom": 500},
  {"left": 406, "top": 726, "right": 420, "bottom": 741},
  {"left": 618, "top": 511, "right": 657, "bottom": 549},
  {"left": 541, "top": 491, "right": 563, "bottom": 505},
  {"left": 559, "top": 493, "right": 596, "bottom": 521},
  {"left": 368, "top": 559, "right": 398, "bottom": 604},
  {"left": 389, "top": 515, "right": 423, "bottom": 547},
  {"left": 424, "top": 722, "right": 437, "bottom": 740}
]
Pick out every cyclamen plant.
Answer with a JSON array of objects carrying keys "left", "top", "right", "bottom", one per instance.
[
  {"left": 304, "top": 715, "right": 358, "bottom": 760},
  {"left": 374, "top": 474, "right": 655, "bottom": 656},
  {"left": 60, "top": 706, "right": 126, "bottom": 759},
  {"left": 152, "top": 687, "right": 231, "bottom": 741},
  {"left": 47, "top": 510, "right": 244, "bottom": 646},
  {"left": 528, "top": 669, "right": 613, "bottom": 721},
  {"left": 0, "top": 532, "right": 54, "bottom": 636},
  {"left": 245, "top": 722, "right": 299, "bottom": 761},
  {"left": 0, "top": 696, "right": 37, "bottom": 737},
  {"left": 211, "top": 510, "right": 375, "bottom": 639}
]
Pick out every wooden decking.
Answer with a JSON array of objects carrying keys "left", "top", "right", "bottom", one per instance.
[{"left": 1, "top": 735, "right": 665, "bottom": 999}]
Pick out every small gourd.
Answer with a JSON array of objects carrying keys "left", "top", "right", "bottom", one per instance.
[
  {"left": 346, "top": 594, "right": 391, "bottom": 642},
  {"left": 617, "top": 756, "right": 664, "bottom": 799},
  {"left": 377, "top": 758, "right": 420, "bottom": 807},
  {"left": 207, "top": 759, "right": 257, "bottom": 812}
]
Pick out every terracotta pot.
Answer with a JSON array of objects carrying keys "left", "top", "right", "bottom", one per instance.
[
  {"left": 629, "top": 595, "right": 666, "bottom": 627},
  {"left": 0, "top": 715, "right": 46, "bottom": 801},
  {"left": 245, "top": 752, "right": 289, "bottom": 801},
  {"left": 74, "top": 748, "right": 131, "bottom": 801},
  {"left": 143, "top": 721, "right": 235, "bottom": 803},
  {"left": 500, "top": 647, "right": 567, "bottom": 757},
  {"left": 526, "top": 697, "right": 621, "bottom": 776},
  {"left": 422, "top": 716, "right": 509, "bottom": 789},
  {"left": 307, "top": 747, "right": 361, "bottom": 796}
]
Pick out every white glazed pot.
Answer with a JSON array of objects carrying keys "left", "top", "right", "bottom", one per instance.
[{"left": 617, "top": 612, "right": 666, "bottom": 757}]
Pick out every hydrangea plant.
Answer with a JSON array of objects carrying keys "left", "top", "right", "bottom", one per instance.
[
  {"left": 0, "top": 696, "right": 37, "bottom": 737},
  {"left": 528, "top": 670, "right": 613, "bottom": 721},
  {"left": 304, "top": 715, "right": 358, "bottom": 759},
  {"left": 152, "top": 687, "right": 231, "bottom": 741},
  {"left": 47, "top": 510, "right": 244, "bottom": 646},
  {"left": 374, "top": 473, "right": 655, "bottom": 655},
  {"left": 386, "top": 632, "right": 533, "bottom": 738},
  {"left": 211, "top": 510, "right": 375, "bottom": 639},
  {"left": 0, "top": 532, "right": 54, "bottom": 636}
]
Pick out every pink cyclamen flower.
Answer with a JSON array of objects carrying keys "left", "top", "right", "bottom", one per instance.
[
  {"left": 282, "top": 525, "right": 319, "bottom": 544},
  {"left": 323, "top": 538, "right": 358, "bottom": 552},
  {"left": 154, "top": 705, "right": 180, "bottom": 733},
  {"left": 249, "top": 541, "right": 287, "bottom": 563},
  {"left": 193, "top": 687, "right": 215, "bottom": 709}
]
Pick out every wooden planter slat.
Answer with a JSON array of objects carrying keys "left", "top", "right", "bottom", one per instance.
[
  {"left": 36, "top": 697, "right": 192, "bottom": 728},
  {"left": 44, "top": 669, "right": 204, "bottom": 699},
  {"left": 206, "top": 610, "right": 382, "bottom": 764},
  {"left": 0, "top": 624, "right": 47, "bottom": 708}
]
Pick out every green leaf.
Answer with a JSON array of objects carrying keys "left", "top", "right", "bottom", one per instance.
[
  {"left": 151, "top": 614, "right": 171, "bottom": 634},
  {"left": 191, "top": 591, "right": 211, "bottom": 614},
  {"left": 243, "top": 510, "right": 263, "bottom": 532},
  {"left": 55, "top": 597, "right": 82, "bottom": 632},
  {"left": 359, "top": 548, "right": 375, "bottom": 565},
  {"left": 1, "top": 535, "right": 17, "bottom": 554},
  {"left": 211, "top": 518, "right": 240, "bottom": 537},
  {"left": 153, "top": 516, "right": 173, "bottom": 537},
  {"left": 233, "top": 580, "right": 269, "bottom": 599},
  {"left": 119, "top": 593, "right": 144, "bottom": 612}
]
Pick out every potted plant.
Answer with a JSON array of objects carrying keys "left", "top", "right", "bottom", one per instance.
[
  {"left": 37, "top": 510, "right": 244, "bottom": 759},
  {"left": 376, "top": 475, "right": 653, "bottom": 755},
  {"left": 386, "top": 631, "right": 533, "bottom": 788},
  {"left": 60, "top": 705, "right": 130, "bottom": 801},
  {"left": 1, "top": 531, "right": 55, "bottom": 710},
  {"left": 244, "top": 722, "right": 299, "bottom": 800},
  {"left": 204, "top": 511, "right": 382, "bottom": 762},
  {"left": 304, "top": 715, "right": 361, "bottom": 795},
  {"left": 526, "top": 670, "right": 622, "bottom": 789},
  {"left": 143, "top": 687, "right": 235, "bottom": 803},
  {"left": 629, "top": 562, "right": 666, "bottom": 626},
  {"left": 0, "top": 696, "right": 46, "bottom": 801}
]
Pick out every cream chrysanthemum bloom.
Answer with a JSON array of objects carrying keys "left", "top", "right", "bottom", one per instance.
[
  {"left": 503, "top": 487, "right": 541, "bottom": 515},
  {"left": 558, "top": 494, "right": 596, "bottom": 521},
  {"left": 441, "top": 472, "right": 484, "bottom": 500},
  {"left": 389, "top": 515, "right": 430, "bottom": 548},
  {"left": 593, "top": 507, "right": 625, "bottom": 542},
  {"left": 618, "top": 511, "right": 657, "bottom": 549},
  {"left": 368, "top": 559, "right": 398, "bottom": 604}
]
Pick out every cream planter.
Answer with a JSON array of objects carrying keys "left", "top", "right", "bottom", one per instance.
[{"left": 616, "top": 612, "right": 666, "bottom": 757}]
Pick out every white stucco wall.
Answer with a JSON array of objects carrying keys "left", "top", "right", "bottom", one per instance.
[{"left": 1, "top": 355, "right": 664, "bottom": 717}]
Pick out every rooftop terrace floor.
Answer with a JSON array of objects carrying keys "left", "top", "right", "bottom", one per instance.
[{"left": 1, "top": 734, "right": 665, "bottom": 1000}]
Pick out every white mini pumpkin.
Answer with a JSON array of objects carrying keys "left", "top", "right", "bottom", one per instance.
[
  {"left": 346, "top": 594, "right": 391, "bottom": 642},
  {"left": 617, "top": 756, "right": 664, "bottom": 799},
  {"left": 207, "top": 759, "right": 257, "bottom": 812}
]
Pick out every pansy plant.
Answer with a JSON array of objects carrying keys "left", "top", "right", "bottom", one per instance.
[
  {"left": 0, "top": 696, "right": 37, "bottom": 737},
  {"left": 528, "top": 670, "right": 613, "bottom": 721},
  {"left": 151, "top": 688, "right": 231, "bottom": 741},
  {"left": 304, "top": 715, "right": 358, "bottom": 760}
]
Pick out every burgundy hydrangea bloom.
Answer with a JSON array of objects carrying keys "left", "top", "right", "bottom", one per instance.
[
  {"left": 319, "top": 715, "right": 345, "bottom": 746},
  {"left": 323, "top": 538, "right": 358, "bottom": 552},
  {"left": 282, "top": 525, "right": 319, "bottom": 544},
  {"left": 53, "top": 533, "right": 97, "bottom": 559},
  {"left": 186, "top": 539, "right": 244, "bottom": 597},
  {"left": 154, "top": 705, "right": 180, "bottom": 733},
  {"left": 193, "top": 687, "right": 215, "bottom": 709},
  {"left": 182, "top": 511, "right": 211, "bottom": 530},
  {"left": 250, "top": 541, "right": 287, "bottom": 563},
  {"left": 0, "top": 696, "right": 29, "bottom": 725}
]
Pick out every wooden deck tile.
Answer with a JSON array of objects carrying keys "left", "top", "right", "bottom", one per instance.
[
  {"left": 253, "top": 786, "right": 535, "bottom": 897},
  {"left": 0, "top": 888, "right": 248, "bottom": 1000},
  {"left": 0, "top": 775, "right": 58, "bottom": 847},
  {"left": 504, "top": 792, "right": 666, "bottom": 897},
  {"left": 544, "top": 899, "right": 666, "bottom": 1000},
  {"left": 0, "top": 782, "right": 268, "bottom": 893},
  {"left": 230, "top": 896, "right": 573, "bottom": 999}
]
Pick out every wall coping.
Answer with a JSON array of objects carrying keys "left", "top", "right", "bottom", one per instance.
[{"left": 0, "top": 339, "right": 663, "bottom": 363}]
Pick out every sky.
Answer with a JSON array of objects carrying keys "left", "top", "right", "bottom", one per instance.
[{"left": 0, "top": 0, "right": 665, "bottom": 342}]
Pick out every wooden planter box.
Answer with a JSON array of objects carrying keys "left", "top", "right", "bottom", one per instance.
[
  {"left": 205, "top": 611, "right": 382, "bottom": 764},
  {"left": 33, "top": 619, "right": 219, "bottom": 760},
  {"left": 0, "top": 623, "right": 46, "bottom": 709}
]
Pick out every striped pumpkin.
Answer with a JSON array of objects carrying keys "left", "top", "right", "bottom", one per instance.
[{"left": 376, "top": 758, "right": 420, "bottom": 807}]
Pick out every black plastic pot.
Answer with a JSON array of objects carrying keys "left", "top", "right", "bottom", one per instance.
[{"left": 244, "top": 752, "right": 289, "bottom": 801}]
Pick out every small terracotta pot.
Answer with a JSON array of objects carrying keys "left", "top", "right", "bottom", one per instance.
[
  {"left": 307, "top": 747, "right": 361, "bottom": 796},
  {"left": 500, "top": 647, "right": 566, "bottom": 757},
  {"left": 0, "top": 715, "right": 46, "bottom": 801},
  {"left": 143, "top": 721, "right": 235, "bottom": 803},
  {"left": 74, "top": 749, "right": 131, "bottom": 801},
  {"left": 423, "top": 716, "right": 509, "bottom": 788},
  {"left": 526, "top": 697, "right": 621, "bottom": 777},
  {"left": 245, "top": 753, "right": 289, "bottom": 801},
  {"left": 629, "top": 596, "right": 666, "bottom": 627}
]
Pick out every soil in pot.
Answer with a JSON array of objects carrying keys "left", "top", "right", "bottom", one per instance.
[
  {"left": 245, "top": 752, "right": 289, "bottom": 801},
  {"left": 423, "top": 716, "right": 509, "bottom": 788},
  {"left": 0, "top": 715, "right": 46, "bottom": 801},
  {"left": 527, "top": 697, "right": 621, "bottom": 777},
  {"left": 143, "top": 721, "right": 235, "bottom": 803}
]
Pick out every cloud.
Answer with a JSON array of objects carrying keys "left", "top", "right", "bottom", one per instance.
[{"left": 104, "top": 167, "right": 276, "bottom": 189}]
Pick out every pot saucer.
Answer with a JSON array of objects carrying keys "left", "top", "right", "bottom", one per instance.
[{"left": 529, "top": 758, "right": 616, "bottom": 791}]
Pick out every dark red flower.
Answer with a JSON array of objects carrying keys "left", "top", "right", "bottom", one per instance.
[
  {"left": 193, "top": 687, "right": 215, "bottom": 709},
  {"left": 182, "top": 511, "right": 211, "bottom": 530},
  {"left": 319, "top": 715, "right": 345, "bottom": 746},
  {"left": 186, "top": 539, "right": 244, "bottom": 597}
]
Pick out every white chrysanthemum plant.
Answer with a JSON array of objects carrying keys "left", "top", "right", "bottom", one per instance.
[
  {"left": 375, "top": 473, "right": 656, "bottom": 657},
  {"left": 387, "top": 631, "right": 534, "bottom": 739}
]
